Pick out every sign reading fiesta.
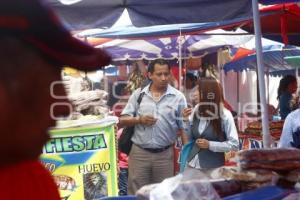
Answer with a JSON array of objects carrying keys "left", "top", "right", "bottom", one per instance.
[{"left": 43, "top": 133, "right": 107, "bottom": 153}]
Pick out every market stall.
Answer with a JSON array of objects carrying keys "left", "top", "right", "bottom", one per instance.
[{"left": 38, "top": 67, "right": 120, "bottom": 199}]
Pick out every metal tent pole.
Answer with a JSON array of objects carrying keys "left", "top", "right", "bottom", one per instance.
[
  {"left": 252, "top": 0, "right": 272, "bottom": 148},
  {"left": 178, "top": 29, "right": 183, "bottom": 91}
]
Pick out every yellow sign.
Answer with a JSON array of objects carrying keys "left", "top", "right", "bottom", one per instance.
[{"left": 41, "top": 124, "right": 118, "bottom": 199}]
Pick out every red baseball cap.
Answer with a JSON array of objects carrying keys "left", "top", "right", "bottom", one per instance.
[{"left": 0, "top": 0, "right": 111, "bottom": 70}]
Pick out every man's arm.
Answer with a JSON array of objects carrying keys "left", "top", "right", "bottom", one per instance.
[
  {"left": 118, "top": 89, "right": 140, "bottom": 128},
  {"left": 118, "top": 89, "right": 157, "bottom": 128},
  {"left": 119, "top": 115, "right": 158, "bottom": 127},
  {"left": 119, "top": 115, "right": 141, "bottom": 127}
]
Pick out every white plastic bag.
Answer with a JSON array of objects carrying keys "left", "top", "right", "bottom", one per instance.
[{"left": 137, "top": 167, "right": 220, "bottom": 200}]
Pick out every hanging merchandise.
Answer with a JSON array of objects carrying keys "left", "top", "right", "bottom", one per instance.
[
  {"left": 186, "top": 58, "right": 202, "bottom": 70},
  {"left": 125, "top": 62, "right": 147, "bottom": 93}
]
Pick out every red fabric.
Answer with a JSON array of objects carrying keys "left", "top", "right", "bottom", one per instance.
[
  {"left": 113, "top": 102, "right": 125, "bottom": 118},
  {"left": 252, "top": 3, "right": 300, "bottom": 45},
  {"left": 232, "top": 48, "right": 255, "bottom": 61},
  {"left": 280, "top": 14, "right": 289, "bottom": 45},
  {"left": 171, "top": 66, "right": 180, "bottom": 83},
  {"left": 224, "top": 3, "right": 300, "bottom": 46},
  {"left": 117, "top": 129, "right": 128, "bottom": 169},
  {"left": 118, "top": 152, "right": 129, "bottom": 168},
  {"left": 0, "top": 160, "right": 60, "bottom": 200}
]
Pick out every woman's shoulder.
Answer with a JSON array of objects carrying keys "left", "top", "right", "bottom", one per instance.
[{"left": 221, "top": 108, "right": 234, "bottom": 121}]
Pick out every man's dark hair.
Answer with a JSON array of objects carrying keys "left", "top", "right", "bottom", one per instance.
[{"left": 147, "top": 59, "right": 170, "bottom": 73}]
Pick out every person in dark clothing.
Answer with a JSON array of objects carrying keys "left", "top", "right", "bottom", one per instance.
[{"left": 277, "top": 75, "right": 298, "bottom": 120}]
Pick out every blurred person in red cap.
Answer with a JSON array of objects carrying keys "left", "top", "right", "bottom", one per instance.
[{"left": 0, "top": 0, "right": 111, "bottom": 199}]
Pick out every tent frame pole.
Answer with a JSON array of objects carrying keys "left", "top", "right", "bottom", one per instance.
[
  {"left": 178, "top": 29, "right": 183, "bottom": 91},
  {"left": 252, "top": 0, "right": 272, "bottom": 148}
]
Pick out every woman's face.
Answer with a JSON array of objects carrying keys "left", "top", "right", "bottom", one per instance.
[{"left": 288, "top": 81, "right": 298, "bottom": 94}]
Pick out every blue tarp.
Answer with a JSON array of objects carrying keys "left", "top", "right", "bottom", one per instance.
[
  {"left": 223, "top": 186, "right": 293, "bottom": 200},
  {"left": 93, "top": 29, "right": 253, "bottom": 61},
  {"left": 49, "top": 0, "right": 252, "bottom": 30},
  {"left": 224, "top": 45, "right": 300, "bottom": 76},
  {"left": 78, "top": 21, "right": 252, "bottom": 39}
]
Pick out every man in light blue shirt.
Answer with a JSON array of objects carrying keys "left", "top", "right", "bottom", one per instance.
[
  {"left": 279, "top": 108, "right": 300, "bottom": 148},
  {"left": 119, "top": 59, "right": 187, "bottom": 194}
]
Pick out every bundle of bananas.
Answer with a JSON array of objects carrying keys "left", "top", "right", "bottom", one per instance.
[{"left": 125, "top": 64, "right": 146, "bottom": 93}]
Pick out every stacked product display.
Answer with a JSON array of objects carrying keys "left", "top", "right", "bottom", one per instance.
[
  {"left": 243, "top": 120, "right": 284, "bottom": 140},
  {"left": 69, "top": 89, "right": 109, "bottom": 117},
  {"left": 56, "top": 68, "right": 113, "bottom": 128}
]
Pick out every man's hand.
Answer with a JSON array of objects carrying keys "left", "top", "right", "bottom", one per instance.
[
  {"left": 196, "top": 138, "right": 209, "bottom": 149},
  {"left": 139, "top": 115, "right": 157, "bottom": 126},
  {"left": 182, "top": 108, "right": 193, "bottom": 121}
]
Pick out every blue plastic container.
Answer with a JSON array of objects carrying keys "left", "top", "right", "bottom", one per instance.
[
  {"left": 223, "top": 185, "right": 294, "bottom": 200},
  {"left": 99, "top": 196, "right": 137, "bottom": 200}
]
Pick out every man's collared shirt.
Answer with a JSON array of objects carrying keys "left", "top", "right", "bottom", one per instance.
[
  {"left": 279, "top": 108, "right": 300, "bottom": 148},
  {"left": 121, "top": 84, "right": 187, "bottom": 149}
]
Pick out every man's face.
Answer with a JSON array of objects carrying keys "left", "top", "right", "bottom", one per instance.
[
  {"left": 148, "top": 63, "right": 170, "bottom": 90},
  {"left": 0, "top": 58, "right": 70, "bottom": 161}
]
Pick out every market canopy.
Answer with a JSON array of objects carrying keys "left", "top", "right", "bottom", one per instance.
[
  {"left": 93, "top": 29, "right": 252, "bottom": 61},
  {"left": 49, "top": 0, "right": 252, "bottom": 30},
  {"left": 77, "top": 21, "right": 255, "bottom": 39},
  {"left": 284, "top": 56, "right": 300, "bottom": 67},
  {"left": 224, "top": 37, "right": 300, "bottom": 76},
  {"left": 240, "top": 3, "right": 300, "bottom": 46}
]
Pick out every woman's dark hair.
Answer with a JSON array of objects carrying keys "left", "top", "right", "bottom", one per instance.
[
  {"left": 277, "top": 75, "right": 297, "bottom": 99},
  {"left": 196, "top": 77, "right": 225, "bottom": 140},
  {"left": 147, "top": 59, "right": 170, "bottom": 73}
]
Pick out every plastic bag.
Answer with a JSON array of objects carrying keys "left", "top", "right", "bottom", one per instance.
[
  {"left": 179, "top": 140, "right": 194, "bottom": 173},
  {"left": 137, "top": 167, "right": 220, "bottom": 200}
]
